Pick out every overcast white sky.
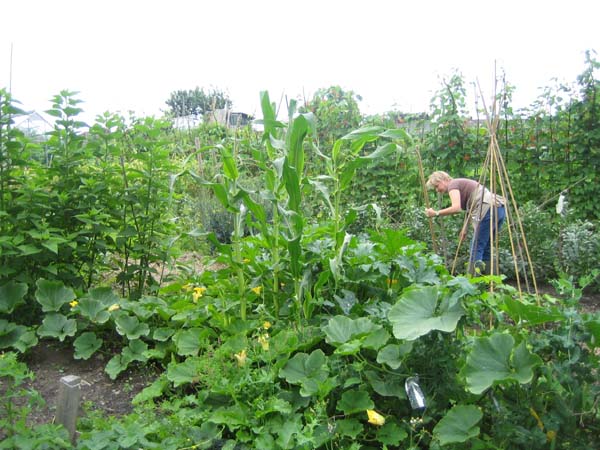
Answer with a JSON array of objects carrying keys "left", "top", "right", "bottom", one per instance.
[{"left": 1, "top": 0, "right": 598, "bottom": 123}]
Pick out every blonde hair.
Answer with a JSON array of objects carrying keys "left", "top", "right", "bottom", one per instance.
[{"left": 426, "top": 171, "right": 452, "bottom": 190}]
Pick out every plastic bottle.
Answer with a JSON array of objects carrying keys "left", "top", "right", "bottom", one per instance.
[{"left": 405, "top": 376, "right": 426, "bottom": 412}]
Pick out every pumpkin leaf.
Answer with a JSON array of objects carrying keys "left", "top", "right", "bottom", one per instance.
[
  {"left": 35, "top": 279, "right": 76, "bottom": 312},
  {"left": 433, "top": 404, "right": 483, "bottom": 445},
  {"left": 0, "top": 281, "right": 28, "bottom": 314},
  {"left": 388, "top": 286, "right": 464, "bottom": 341},
  {"left": 462, "top": 333, "right": 542, "bottom": 394}
]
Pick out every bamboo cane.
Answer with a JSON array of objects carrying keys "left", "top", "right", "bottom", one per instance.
[
  {"left": 415, "top": 147, "right": 439, "bottom": 254},
  {"left": 477, "top": 80, "right": 539, "bottom": 301}
]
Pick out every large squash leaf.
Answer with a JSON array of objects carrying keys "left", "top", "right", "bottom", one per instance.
[
  {"left": 0, "top": 281, "right": 28, "bottom": 314},
  {"left": 35, "top": 279, "right": 76, "bottom": 312},
  {"left": 502, "top": 297, "right": 566, "bottom": 325},
  {"left": 279, "top": 349, "right": 335, "bottom": 397},
  {"left": 323, "top": 315, "right": 379, "bottom": 345},
  {"left": 166, "top": 357, "right": 202, "bottom": 387},
  {"left": 388, "top": 286, "right": 464, "bottom": 341},
  {"left": 37, "top": 313, "right": 77, "bottom": 341},
  {"left": 114, "top": 313, "right": 150, "bottom": 340},
  {"left": 73, "top": 332, "right": 103, "bottom": 359},
  {"left": 337, "top": 390, "right": 374, "bottom": 415},
  {"left": 462, "top": 333, "right": 542, "bottom": 394},
  {"left": 77, "top": 297, "right": 110, "bottom": 324},
  {"left": 433, "top": 404, "right": 483, "bottom": 446}
]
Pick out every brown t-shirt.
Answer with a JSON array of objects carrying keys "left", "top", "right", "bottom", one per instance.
[{"left": 448, "top": 178, "right": 479, "bottom": 210}]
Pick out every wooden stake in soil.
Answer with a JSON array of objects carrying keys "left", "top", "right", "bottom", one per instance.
[
  {"left": 56, "top": 375, "right": 82, "bottom": 443},
  {"left": 415, "top": 146, "right": 439, "bottom": 254},
  {"left": 449, "top": 73, "right": 539, "bottom": 301}
]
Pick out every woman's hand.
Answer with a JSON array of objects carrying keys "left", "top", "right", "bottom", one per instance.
[{"left": 425, "top": 208, "right": 437, "bottom": 218}]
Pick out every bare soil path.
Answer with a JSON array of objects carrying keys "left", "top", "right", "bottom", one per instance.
[{"left": 22, "top": 340, "right": 157, "bottom": 426}]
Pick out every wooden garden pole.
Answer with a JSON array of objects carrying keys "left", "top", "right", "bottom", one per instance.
[
  {"left": 56, "top": 375, "right": 82, "bottom": 443},
  {"left": 415, "top": 147, "right": 438, "bottom": 254}
]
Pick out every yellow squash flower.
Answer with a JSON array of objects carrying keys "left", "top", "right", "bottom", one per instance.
[
  {"left": 234, "top": 349, "right": 247, "bottom": 367},
  {"left": 108, "top": 303, "right": 120, "bottom": 312},
  {"left": 263, "top": 321, "right": 272, "bottom": 330},
  {"left": 258, "top": 334, "right": 270, "bottom": 351},
  {"left": 251, "top": 286, "right": 262, "bottom": 295},
  {"left": 366, "top": 409, "right": 385, "bottom": 426},
  {"left": 192, "top": 286, "right": 207, "bottom": 303},
  {"left": 69, "top": 300, "right": 78, "bottom": 308}
]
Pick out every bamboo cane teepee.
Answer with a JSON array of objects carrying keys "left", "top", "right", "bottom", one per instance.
[{"left": 450, "top": 79, "right": 539, "bottom": 300}]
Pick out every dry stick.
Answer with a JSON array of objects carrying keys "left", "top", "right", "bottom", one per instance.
[
  {"left": 415, "top": 147, "right": 439, "bottom": 254},
  {"left": 489, "top": 137, "right": 498, "bottom": 284},
  {"left": 494, "top": 140, "right": 530, "bottom": 297},
  {"left": 485, "top": 76, "right": 499, "bottom": 281},
  {"left": 489, "top": 97, "right": 500, "bottom": 286},
  {"left": 485, "top": 77, "right": 516, "bottom": 308},
  {"left": 495, "top": 133, "right": 540, "bottom": 301},
  {"left": 451, "top": 76, "right": 499, "bottom": 276},
  {"left": 536, "top": 176, "right": 586, "bottom": 210},
  {"left": 451, "top": 93, "right": 497, "bottom": 277},
  {"left": 479, "top": 79, "right": 539, "bottom": 300},
  {"left": 478, "top": 84, "right": 526, "bottom": 297},
  {"left": 437, "top": 194, "right": 449, "bottom": 266},
  {"left": 483, "top": 90, "right": 528, "bottom": 293},
  {"left": 493, "top": 134, "right": 530, "bottom": 294},
  {"left": 476, "top": 82, "right": 527, "bottom": 301},
  {"left": 492, "top": 88, "right": 510, "bottom": 279},
  {"left": 489, "top": 131, "right": 528, "bottom": 296},
  {"left": 474, "top": 97, "right": 495, "bottom": 264},
  {"left": 491, "top": 135, "right": 506, "bottom": 273},
  {"left": 488, "top": 134, "right": 499, "bottom": 324}
]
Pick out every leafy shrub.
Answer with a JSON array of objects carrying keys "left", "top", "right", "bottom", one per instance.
[
  {"left": 557, "top": 220, "right": 600, "bottom": 280},
  {"left": 197, "top": 195, "right": 235, "bottom": 245},
  {"left": 498, "top": 202, "right": 559, "bottom": 281}
]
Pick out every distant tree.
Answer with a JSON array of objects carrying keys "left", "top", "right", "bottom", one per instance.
[
  {"left": 166, "top": 87, "right": 232, "bottom": 117},
  {"left": 301, "top": 86, "right": 362, "bottom": 147}
]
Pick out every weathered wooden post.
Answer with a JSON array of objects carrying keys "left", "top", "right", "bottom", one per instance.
[{"left": 56, "top": 375, "right": 82, "bottom": 443}]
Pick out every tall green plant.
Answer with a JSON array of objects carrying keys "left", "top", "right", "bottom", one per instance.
[
  {"left": 0, "top": 90, "right": 28, "bottom": 281},
  {"left": 568, "top": 50, "right": 600, "bottom": 219},
  {"left": 426, "top": 72, "right": 480, "bottom": 174},
  {"left": 115, "top": 116, "right": 180, "bottom": 298},
  {"left": 0, "top": 90, "right": 27, "bottom": 218},
  {"left": 0, "top": 91, "right": 97, "bottom": 290},
  {"left": 301, "top": 85, "right": 362, "bottom": 149},
  {"left": 198, "top": 92, "right": 316, "bottom": 320}
]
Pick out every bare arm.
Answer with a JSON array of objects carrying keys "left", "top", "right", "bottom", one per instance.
[{"left": 425, "top": 189, "right": 463, "bottom": 217}]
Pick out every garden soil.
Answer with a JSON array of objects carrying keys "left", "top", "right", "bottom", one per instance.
[
  {"left": 20, "top": 256, "right": 222, "bottom": 429},
  {"left": 22, "top": 340, "right": 157, "bottom": 427}
]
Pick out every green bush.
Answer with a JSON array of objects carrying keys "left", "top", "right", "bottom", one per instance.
[
  {"left": 557, "top": 220, "right": 600, "bottom": 279},
  {"left": 498, "top": 202, "right": 559, "bottom": 281}
]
